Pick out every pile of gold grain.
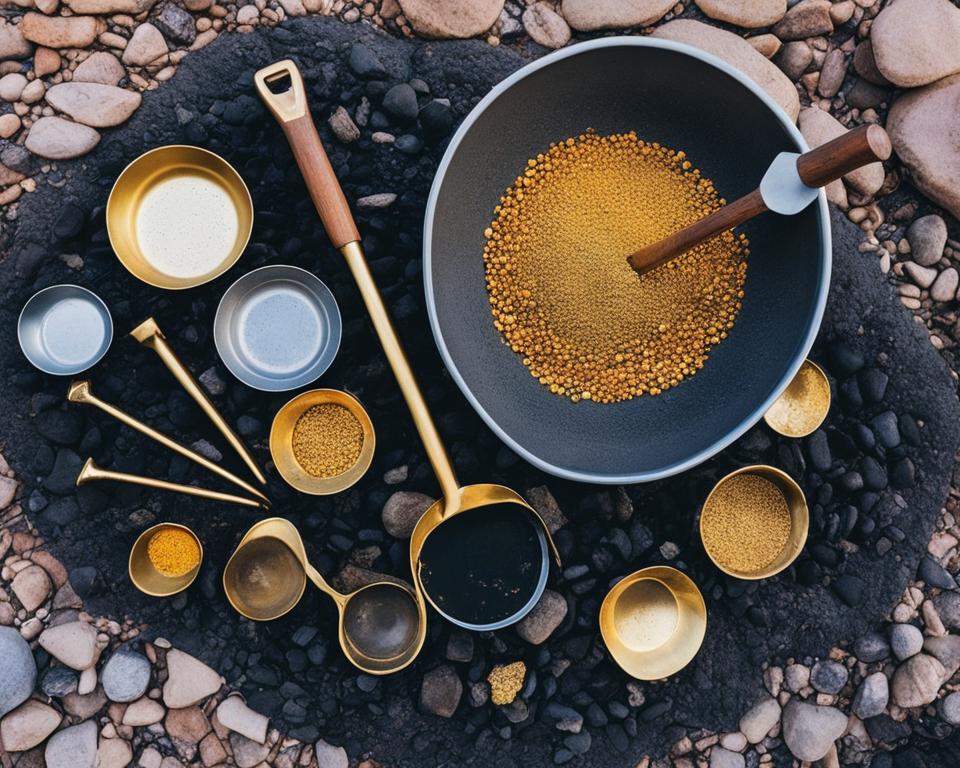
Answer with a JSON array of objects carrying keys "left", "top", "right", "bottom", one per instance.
[
  {"left": 483, "top": 129, "right": 749, "bottom": 404},
  {"left": 700, "top": 473, "right": 792, "bottom": 573},
  {"left": 291, "top": 403, "right": 363, "bottom": 478}
]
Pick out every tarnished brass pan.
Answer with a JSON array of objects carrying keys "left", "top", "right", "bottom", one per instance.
[{"left": 107, "top": 145, "right": 253, "bottom": 290}]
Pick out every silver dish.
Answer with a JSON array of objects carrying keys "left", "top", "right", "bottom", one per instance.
[
  {"left": 19, "top": 285, "right": 113, "bottom": 375},
  {"left": 214, "top": 265, "right": 341, "bottom": 392}
]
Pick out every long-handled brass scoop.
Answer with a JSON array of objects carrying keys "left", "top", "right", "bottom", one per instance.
[
  {"left": 255, "top": 59, "right": 560, "bottom": 632},
  {"left": 77, "top": 458, "right": 265, "bottom": 509},
  {"left": 131, "top": 317, "right": 267, "bottom": 486},
  {"left": 627, "top": 124, "right": 892, "bottom": 276},
  {"left": 67, "top": 380, "right": 269, "bottom": 505},
  {"left": 223, "top": 518, "right": 424, "bottom": 674}
]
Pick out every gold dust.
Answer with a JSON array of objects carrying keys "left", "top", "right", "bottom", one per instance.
[
  {"left": 764, "top": 362, "right": 831, "bottom": 437},
  {"left": 291, "top": 403, "right": 364, "bottom": 478},
  {"left": 487, "top": 661, "right": 527, "bottom": 705},
  {"left": 701, "top": 473, "right": 792, "bottom": 574},
  {"left": 483, "top": 129, "right": 749, "bottom": 404},
  {"left": 147, "top": 528, "right": 201, "bottom": 577}
]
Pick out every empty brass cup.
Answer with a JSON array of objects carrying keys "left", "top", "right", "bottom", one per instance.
[
  {"left": 223, "top": 518, "right": 426, "bottom": 675},
  {"left": 129, "top": 522, "right": 203, "bottom": 597},
  {"left": 270, "top": 389, "right": 375, "bottom": 495},
  {"left": 699, "top": 465, "right": 809, "bottom": 580},
  {"left": 600, "top": 566, "right": 706, "bottom": 680},
  {"left": 107, "top": 145, "right": 253, "bottom": 290},
  {"left": 764, "top": 359, "right": 831, "bottom": 438}
]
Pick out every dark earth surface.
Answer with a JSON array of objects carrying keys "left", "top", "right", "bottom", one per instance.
[{"left": 2, "top": 17, "right": 960, "bottom": 766}]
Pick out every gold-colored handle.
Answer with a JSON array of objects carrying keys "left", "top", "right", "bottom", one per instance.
[
  {"left": 68, "top": 380, "right": 270, "bottom": 504},
  {"left": 254, "top": 59, "right": 308, "bottom": 124},
  {"left": 304, "top": 562, "right": 347, "bottom": 608},
  {"left": 130, "top": 318, "right": 267, "bottom": 486},
  {"left": 340, "top": 243, "right": 461, "bottom": 507},
  {"left": 76, "top": 458, "right": 265, "bottom": 509}
]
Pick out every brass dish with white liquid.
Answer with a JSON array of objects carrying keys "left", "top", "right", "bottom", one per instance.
[{"left": 107, "top": 145, "right": 253, "bottom": 290}]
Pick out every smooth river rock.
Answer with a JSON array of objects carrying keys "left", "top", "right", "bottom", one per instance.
[
  {"left": 652, "top": 19, "right": 800, "bottom": 121},
  {"left": 65, "top": 0, "right": 158, "bottom": 12},
  {"left": 163, "top": 649, "right": 223, "bottom": 708},
  {"left": 0, "top": 627, "right": 37, "bottom": 718},
  {"left": 781, "top": 701, "right": 848, "bottom": 762},
  {"left": 20, "top": 13, "right": 104, "bottom": 48},
  {"left": 870, "top": 0, "right": 960, "bottom": 87},
  {"left": 561, "top": 0, "right": 675, "bottom": 31},
  {"left": 0, "top": 700, "right": 62, "bottom": 752},
  {"left": 121, "top": 23, "right": 168, "bottom": 66},
  {"left": 25, "top": 117, "right": 100, "bottom": 160},
  {"left": 45, "top": 83, "right": 141, "bottom": 128},
  {"left": 0, "top": 22, "right": 33, "bottom": 60},
  {"left": 891, "top": 653, "right": 945, "bottom": 708},
  {"left": 738, "top": 697, "right": 781, "bottom": 744},
  {"left": 695, "top": 0, "right": 786, "bottom": 28},
  {"left": 38, "top": 621, "right": 99, "bottom": 670},
  {"left": 887, "top": 74, "right": 960, "bottom": 220},
  {"left": 396, "top": 0, "right": 503, "bottom": 38},
  {"left": 73, "top": 52, "right": 125, "bottom": 86}
]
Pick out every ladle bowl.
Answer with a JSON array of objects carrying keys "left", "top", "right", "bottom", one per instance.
[{"left": 223, "top": 518, "right": 425, "bottom": 674}]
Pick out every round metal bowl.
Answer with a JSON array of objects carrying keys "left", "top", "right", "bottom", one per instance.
[
  {"left": 423, "top": 38, "right": 831, "bottom": 484},
  {"left": 107, "top": 145, "right": 253, "bottom": 290},
  {"left": 214, "top": 265, "right": 342, "bottom": 391},
  {"left": 18, "top": 284, "right": 113, "bottom": 375},
  {"left": 270, "top": 388, "right": 376, "bottom": 495}
]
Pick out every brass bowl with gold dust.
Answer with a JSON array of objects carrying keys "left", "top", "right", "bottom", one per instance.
[
  {"left": 763, "top": 359, "right": 831, "bottom": 438},
  {"left": 270, "top": 388, "right": 375, "bottom": 495},
  {"left": 600, "top": 565, "right": 706, "bottom": 680},
  {"left": 129, "top": 522, "right": 203, "bottom": 597},
  {"left": 699, "top": 465, "right": 808, "bottom": 580}
]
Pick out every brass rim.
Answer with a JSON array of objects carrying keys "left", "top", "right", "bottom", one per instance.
[
  {"left": 269, "top": 389, "right": 376, "bottom": 495},
  {"left": 106, "top": 145, "right": 253, "bottom": 290},
  {"left": 699, "top": 464, "right": 809, "bottom": 580},
  {"left": 762, "top": 359, "right": 831, "bottom": 438},
  {"left": 128, "top": 522, "right": 203, "bottom": 597}
]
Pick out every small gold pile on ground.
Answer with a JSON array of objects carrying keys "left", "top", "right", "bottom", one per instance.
[
  {"left": 764, "top": 362, "right": 831, "bottom": 436},
  {"left": 701, "top": 473, "right": 792, "bottom": 573},
  {"left": 148, "top": 528, "right": 200, "bottom": 577},
  {"left": 291, "top": 403, "right": 363, "bottom": 478},
  {"left": 488, "top": 661, "right": 527, "bottom": 706},
  {"left": 483, "top": 129, "right": 748, "bottom": 403}
]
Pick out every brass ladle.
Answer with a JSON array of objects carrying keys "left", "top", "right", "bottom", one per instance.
[
  {"left": 130, "top": 317, "right": 267, "bottom": 486},
  {"left": 77, "top": 458, "right": 265, "bottom": 509},
  {"left": 223, "top": 518, "right": 425, "bottom": 674},
  {"left": 68, "top": 380, "right": 269, "bottom": 505},
  {"left": 256, "top": 59, "right": 560, "bottom": 631}
]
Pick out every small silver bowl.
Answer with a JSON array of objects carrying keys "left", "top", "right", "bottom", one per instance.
[
  {"left": 214, "top": 265, "right": 341, "bottom": 391},
  {"left": 19, "top": 285, "right": 113, "bottom": 375}
]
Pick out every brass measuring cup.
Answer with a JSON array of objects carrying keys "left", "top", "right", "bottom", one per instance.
[
  {"left": 223, "top": 518, "right": 425, "bottom": 674},
  {"left": 255, "top": 59, "right": 560, "bottom": 631},
  {"left": 763, "top": 359, "right": 831, "bottom": 438},
  {"left": 129, "top": 522, "right": 203, "bottom": 597}
]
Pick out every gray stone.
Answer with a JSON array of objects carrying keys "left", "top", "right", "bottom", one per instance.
[
  {"left": 777, "top": 41, "right": 813, "bottom": 80},
  {"left": 906, "top": 215, "right": 948, "bottom": 267},
  {"left": 45, "top": 720, "right": 97, "bottom": 768},
  {"left": 0, "top": 627, "right": 37, "bottom": 718},
  {"left": 515, "top": 589, "right": 567, "bottom": 645},
  {"left": 419, "top": 665, "right": 462, "bottom": 718},
  {"left": 781, "top": 701, "right": 848, "bottom": 762},
  {"left": 382, "top": 490, "right": 434, "bottom": 539},
  {"left": 854, "top": 631, "right": 890, "bottom": 662},
  {"left": 852, "top": 672, "right": 889, "bottom": 719},
  {"left": 709, "top": 747, "right": 746, "bottom": 768},
  {"left": 810, "top": 660, "right": 847, "bottom": 694},
  {"left": 101, "top": 647, "right": 151, "bottom": 703},
  {"left": 155, "top": 4, "right": 196, "bottom": 45},
  {"left": 890, "top": 623, "right": 924, "bottom": 660},
  {"left": 25, "top": 117, "right": 100, "bottom": 161},
  {"left": 939, "top": 691, "right": 960, "bottom": 725},
  {"left": 930, "top": 268, "right": 959, "bottom": 303},
  {"left": 922, "top": 635, "right": 960, "bottom": 679},
  {"left": 891, "top": 653, "right": 945, "bottom": 708}
]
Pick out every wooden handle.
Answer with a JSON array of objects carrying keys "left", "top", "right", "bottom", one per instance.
[
  {"left": 255, "top": 60, "right": 360, "bottom": 248},
  {"left": 795, "top": 123, "right": 891, "bottom": 188},
  {"left": 627, "top": 189, "right": 766, "bottom": 276}
]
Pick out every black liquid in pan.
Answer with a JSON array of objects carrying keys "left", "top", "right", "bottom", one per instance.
[{"left": 419, "top": 503, "right": 545, "bottom": 626}]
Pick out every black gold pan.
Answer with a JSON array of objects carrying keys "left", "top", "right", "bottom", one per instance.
[{"left": 107, "top": 145, "right": 253, "bottom": 290}]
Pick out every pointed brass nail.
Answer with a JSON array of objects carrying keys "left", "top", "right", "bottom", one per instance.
[
  {"left": 131, "top": 317, "right": 267, "bottom": 486},
  {"left": 68, "top": 380, "right": 269, "bottom": 505},
  {"left": 77, "top": 458, "right": 266, "bottom": 509}
]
